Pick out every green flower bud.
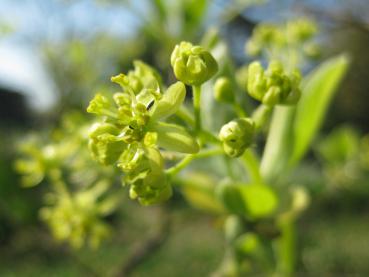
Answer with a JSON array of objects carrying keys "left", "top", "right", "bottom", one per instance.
[
  {"left": 219, "top": 118, "right": 255, "bottom": 158},
  {"left": 245, "top": 24, "right": 285, "bottom": 57},
  {"left": 111, "top": 61, "right": 162, "bottom": 95},
  {"left": 287, "top": 18, "right": 317, "bottom": 44},
  {"left": 214, "top": 77, "right": 235, "bottom": 103},
  {"left": 247, "top": 61, "right": 301, "bottom": 106},
  {"left": 88, "top": 123, "right": 126, "bottom": 165},
  {"left": 170, "top": 41, "right": 218, "bottom": 86},
  {"left": 129, "top": 60, "right": 162, "bottom": 92},
  {"left": 122, "top": 146, "right": 171, "bottom": 205},
  {"left": 87, "top": 94, "right": 114, "bottom": 117}
]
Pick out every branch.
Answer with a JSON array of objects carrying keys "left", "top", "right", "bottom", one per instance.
[{"left": 114, "top": 207, "right": 171, "bottom": 277}]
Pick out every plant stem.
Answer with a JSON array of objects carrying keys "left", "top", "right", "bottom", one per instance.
[
  {"left": 193, "top": 85, "right": 202, "bottom": 135},
  {"left": 233, "top": 102, "right": 247, "bottom": 118},
  {"left": 275, "top": 219, "right": 296, "bottom": 277},
  {"left": 166, "top": 148, "right": 223, "bottom": 177},
  {"left": 241, "top": 149, "right": 263, "bottom": 184},
  {"left": 176, "top": 106, "right": 220, "bottom": 144},
  {"left": 114, "top": 206, "right": 170, "bottom": 277}
]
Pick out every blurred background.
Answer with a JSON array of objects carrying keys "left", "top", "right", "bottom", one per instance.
[{"left": 0, "top": 0, "right": 369, "bottom": 276}]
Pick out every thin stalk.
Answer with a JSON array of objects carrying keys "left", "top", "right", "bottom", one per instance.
[
  {"left": 166, "top": 148, "right": 223, "bottom": 177},
  {"left": 275, "top": 219, "right": 296, "bottom": 277},
  {"left": 176, "top": 106, "right": 219, "bottom": 144},
  {"left": 233, "top": 102, "right": 247, "bottom": 118},
  {"left": 241, "top": 149, "right": 263, "bottom": 184},
  {"left": 193, "top": 85, "right": 202, "bottom": 134}
]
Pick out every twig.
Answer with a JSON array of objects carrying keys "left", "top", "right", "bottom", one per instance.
[{"left": 114, "top": 207, "right": 171, "bottom": 277}]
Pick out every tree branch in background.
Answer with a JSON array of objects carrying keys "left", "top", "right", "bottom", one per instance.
[{"left": 114, "top": 207, "right": 171, "bottom": 277}]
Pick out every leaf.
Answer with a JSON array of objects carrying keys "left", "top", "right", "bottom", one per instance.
[
  {"left": 216, "top": 183, "right": 278, "bottom": 219},
  {"left": 260, "top": 106, "right": 295, "bottom": 182},
  {"left": 151, "top": 81, "right": 186, "bottom": 119},
  {"left": 315, "top": 125, "right": 359, "bottom": 164},
  {"left": 289, "top": 54, "right": 350, "bottom": 165},
  {"left": 239, "top": 184, "right": 278, "bottom": 218},
  {"left": 152, "top": 122, "right": 199, "bottom": 153},
  {"left": 179, "top": 172, "right": 225, "bottom": 214},
  {"left": 216, "top": 183, "right": 247, "bottom": 215}
]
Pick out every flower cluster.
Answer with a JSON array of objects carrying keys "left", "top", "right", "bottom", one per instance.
[
  {"left": 15, "top": 113, "right": 118, "bottom": 248},
  {"left": 40, "top": 181, "right": 118, "bottom": 248},
  {"left": 245, "top": 18, "right": 318, "bottom": 58},
  {"left": 87, "top": 61, "right": 199, "bottom": 205},
  {"left": 247, "top": 60, "right": 301, "bottom": 106}
]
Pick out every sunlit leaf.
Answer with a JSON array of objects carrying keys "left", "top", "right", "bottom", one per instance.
[
  {"left": 216, "top": 183, "right": 278, "bottom": 219},
  {"left": 290, "top": 54, "right": 350, "bottom": 165}
]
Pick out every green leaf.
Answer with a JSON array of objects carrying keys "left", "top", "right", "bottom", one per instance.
[
  {"left": 152, "top": 122, "right": 199, "bottom": 153},
  {"left": 289, "top": 54, "right": 350, "bottom": 165},
  {"left": 315, "top": 126, "right": 359, "bottom": 164},
  {"left": 239, "top": 184, "right": 278, "bottom": 218},
  {"left": 260, "top": 106, "right": 295, "bottom": 182},
  {"left": 216, "top": 183, "right": 247, "bottom": 215},
  {"left": 216, "top": 183, "right": 278, "bottom": 219},
  {"left": 151, "top": 81, "right": 186, "bottom": 119},
  {"left": 178, "top": 172, "right": 225, "bottom": 214}
]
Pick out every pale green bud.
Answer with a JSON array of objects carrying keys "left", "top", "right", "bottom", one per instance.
[
  {"left": 170, "top": 41, "right": 218, "bottom": 86},
  {"left": 88, "top": 123, "right": 126, "bottom": 165},
  {"left": 111, "top": 61, "right": 162, "bottom": 95},
  {"left": 247, "top": 61, "right": 301, "bottom": 106},
  {"left": 122, "top": 146, "right": 171, "bottom": 205},
  {"left": 287, "top": 18, "right": 317, "bottom": 43},
  {"left": 86, "top": 94, "right": 113, "bottom": 116},
  {"left": 219, "top": 118, "right": 255, "bottom": 158},
  {"left": 214, "top": 77, "right": 235, "bottom": 103}
]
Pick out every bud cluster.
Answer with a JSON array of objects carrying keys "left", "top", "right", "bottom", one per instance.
[
  {"left": 245, "top": 18, "right": 319, "bottom": 59},
  {"left": 40, "top": 181, "right": 117, "bottom": 248},
  {"left": 247, "top": 60, "right": 301, "bottom": 106}
]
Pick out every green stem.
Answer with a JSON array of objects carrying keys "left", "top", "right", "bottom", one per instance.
[
  {"left": 252, "top": 104, "right": 273, "bottom": 131},
  {"left": 275, "top": 219, "right": 296, "bottom": 277},
  {"left": 241, "top": 149, "right": 263, "bottom": 184},
  {"left": 193, "top": 85, "right": 202, "bottom": 134},
  {"left": 233, "top": 102, "right": 247, "bottom": 118},
  {"left": 166, "top": 148, "right": 223, "bottom": 177},
  {"left": 176, "top": 106, "right": 219, "bottom": 144}
]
